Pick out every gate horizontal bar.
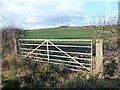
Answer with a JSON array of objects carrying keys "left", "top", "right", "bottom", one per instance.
[
  {"left": 25, "top": 55, "right": 91, "bottom": 66},
  {"left": 19, "top": 39, "right": 92, "bottom": 42},
  {"left": 20, "top": 43, "right": 92, "bottom": 48},
  {"left": 21, "top": 52, "right": 92, "bottom": 61},
  {"left": 65, "top": 67, "right": 91, "bottom": 72},
  {"left": 33, "top": 59, "right": 91, "bottom": 71},
  {"left": 20, "top": 48, "right": 92, "bottom": 55}
]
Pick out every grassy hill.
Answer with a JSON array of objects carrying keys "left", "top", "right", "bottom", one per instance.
[
  {"left": 2, "top": 25, "right": 119, "bottom": 89},
  {"left": 26, "top": 26, "right": 112, "bottom": 41}
]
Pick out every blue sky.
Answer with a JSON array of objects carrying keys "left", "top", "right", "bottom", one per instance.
[{"left": 0, "top": 0, "right": 119, "bottom": 29}]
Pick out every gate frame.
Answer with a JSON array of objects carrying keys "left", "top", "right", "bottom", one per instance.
[{"left": 18, "top": 39, "right": 94, "bottom": 72}]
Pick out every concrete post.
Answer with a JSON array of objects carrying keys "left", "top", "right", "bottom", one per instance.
[{"left": 95, "top": 38, "right": 103, "bottom": 76}]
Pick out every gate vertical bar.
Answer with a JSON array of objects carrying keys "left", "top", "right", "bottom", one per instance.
[{"left": 47, "top": 40, "right": 49, "bottom": 61}]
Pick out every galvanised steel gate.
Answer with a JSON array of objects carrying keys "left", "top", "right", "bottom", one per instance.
[{"left": 18, "top": 39, "right": 92, "bottom": 71}]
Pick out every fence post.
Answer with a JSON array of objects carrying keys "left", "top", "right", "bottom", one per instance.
[
  {"left": 13, "top": 32, "right": 17, "bottom": 55},
  {"left": 95, "top": 38, "right": 103, "bottom": 77}
]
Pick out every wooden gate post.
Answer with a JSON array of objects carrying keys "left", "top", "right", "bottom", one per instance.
[
  {"left": 95, "top": 38, "right": 103, "bottom": 77},
  {"left": 13, "top": 32, "right": 17, "bottom": 55}
]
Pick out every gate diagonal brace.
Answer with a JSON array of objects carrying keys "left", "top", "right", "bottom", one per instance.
[
  {"left": 48, "top": 40, "right": 89, "bottom": 71},
  {"left": 25, "top": 40, "right": 47, "bottom": 58}
]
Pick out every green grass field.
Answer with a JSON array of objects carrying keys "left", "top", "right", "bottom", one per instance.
[{"left": 26, "top": 26, "right": 112, "bottom": 41}]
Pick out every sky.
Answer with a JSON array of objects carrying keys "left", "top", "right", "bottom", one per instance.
[{"left": 0, "top": 0, "right": 119, "bottom": 29}]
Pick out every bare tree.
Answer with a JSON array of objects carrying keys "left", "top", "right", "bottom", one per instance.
[{"left": 2, "top": 25, "right": 27, "bottom": 57}]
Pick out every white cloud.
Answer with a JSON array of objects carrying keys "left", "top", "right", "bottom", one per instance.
[
  {"left": 0, "top": 0, "right": 85, "bottom": 28},
  {"left": 25, "top": 17, "right": 38, "bottom": 23},
  {"left": 0, "top": 0, "right": 118, "bottom": 29}
]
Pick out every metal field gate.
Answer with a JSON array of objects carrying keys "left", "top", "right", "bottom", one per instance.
[{"left": 18, "top": 39, "right": 93, "bottom": 71}]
